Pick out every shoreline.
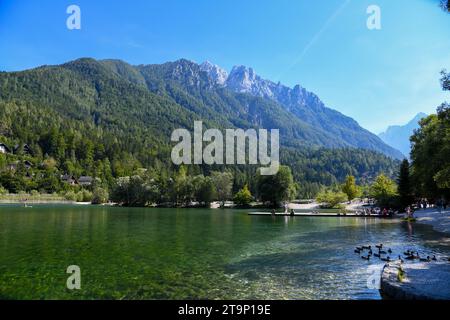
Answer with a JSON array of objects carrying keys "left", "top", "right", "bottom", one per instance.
[
  {"left": 0, "top": 200, "right": 91, "bottom": 205},
  {"left": 413, "top": 208, "right": 450, "bottom": 235},
  {"left": 381, "top": 262, "right": 450, "bottom": 300},
  {"left": 380, "top": 209, "right": 450, "bottom": 300}
]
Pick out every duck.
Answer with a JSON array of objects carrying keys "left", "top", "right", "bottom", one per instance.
[
  {"left": 355, "top": 246, "right": 363, "bottom": 251},
  {"left": 404, "top": 250, "right": 412, "bottom": 256},
  {"left": 362, "top": 245, "right": 371, "bottom": 250},
  {"left": 381, "top": 256, "right": 391, "bottom": 262},
  {"left": 387, "top": 249, "right": 393, "bottom": 254},
  {"left": 374, "top": 253, "right": 381, "bottom": 258},
  {"left": 375, "top": 244, "right": 383, "bottom": 250},
  {"left": 368, "top": 249, "right": 373, "bottom": 255},
  {"left": 398, "top": 255, "right": 404, "bottom": 263},
  {"left": 431, "top": 255, "right": 437, "bottom": 261},
  {"left": 379, "top": 250, "right": 387, "bottom": 255},
  {"left": 361, "top": 255, "right": 371, "bottom": 261},
  {"left": 354, "top": 249, "right": 361, "bottom": 254},
  {"left": 405, "top": 255, "right": 416, "bottom": 260},
  {"left": 419, "top": 256, "right": 431, "bottom": 262}
]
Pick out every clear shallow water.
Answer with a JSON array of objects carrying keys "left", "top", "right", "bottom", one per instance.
[{"left": 0, "top": 205, "right": 449, "bottom": 300}]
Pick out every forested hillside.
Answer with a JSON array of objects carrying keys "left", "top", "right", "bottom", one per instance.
[{"left": 0, "top": 58, "right": 400, "bottom": 198}]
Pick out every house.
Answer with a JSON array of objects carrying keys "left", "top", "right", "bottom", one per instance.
[
  {"left": 7, "top": 160, "right": 33, "bottom": 171},
  {"left": 0, "top": 143, "right": 11, "bottom": 154},
  {"left": 61, "top": 174, "right": 78, "bottom": 186},
  {"left": 14, "top": 144, "right": 32, "bottom": 155},
  {"left": 78, "top": 176, "right": 93, "bottom": 186},
  {"left": 23, "top": 160, "right": 33, "bottom": 170},
  {"left": 7, "top": 161, "right": 19, "bottom": 171}
]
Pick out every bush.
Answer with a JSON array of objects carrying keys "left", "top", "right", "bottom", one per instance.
[
  {"left": 0, "top": 185, "right": 7, "bottom": 195},
  {"left": 64, "top": 191, "right": 77, "bottom": 201},
  {"left": 81, "top": 190, "right": 93, "bottom": 202},
  {"left": 316, "top": 190, "right": 348, "bottom": 209},
  {"left": 110, "top": 175, "right": 159, "bottom": 207},
  {"left": 73, "top": 190, "right": 93, "bottom": 202},
  {"left": 92, "top": 187, "right": 109, "bottom": 204},
  {"left": 233, "top": 185, "right": 253, "bottom": 207}
]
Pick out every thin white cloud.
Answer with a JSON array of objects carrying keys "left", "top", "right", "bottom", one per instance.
[{"left": 276, "top": 0, "right": 352, "bottom": 81}]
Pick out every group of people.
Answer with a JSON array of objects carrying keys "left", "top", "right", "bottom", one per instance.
[
  {"left": 414, "top": 198, "right": 448, "bottom": 214},
  {"left": 357, "top": 207, "right": 397, "bottom": 217}
]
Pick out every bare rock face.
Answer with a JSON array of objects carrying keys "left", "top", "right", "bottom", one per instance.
[{"left": 199, "top": 61, "right": 228, "bottom": 86}]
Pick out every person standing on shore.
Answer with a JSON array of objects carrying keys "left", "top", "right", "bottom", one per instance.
[{"left": 405, "top": 206, "right": 412, "bottom": 219}]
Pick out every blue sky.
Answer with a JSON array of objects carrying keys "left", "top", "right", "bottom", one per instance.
[{"left": 0, "top": 0, "right": 449, "bottom": 133}]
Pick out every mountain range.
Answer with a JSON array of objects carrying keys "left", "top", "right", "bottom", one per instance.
[
  {"left": 379, "top": 113, "right": 428, "bottom": 158},
  {"left": 0, "top": 58, "right": 401, "bottom": 196}
]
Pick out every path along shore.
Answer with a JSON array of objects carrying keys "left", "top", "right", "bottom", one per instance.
[
  {"left": 381, "top": 208, "right": 450, "bottom": 300},
  {"left": 413, "top": 207, "right": 450, "bottom": 234}
]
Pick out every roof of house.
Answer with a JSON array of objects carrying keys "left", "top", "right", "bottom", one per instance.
[
  {"left": 0, "top": 143, "right": 11, "bottom": 151},
  {"left": 23, "top": 160, "right": 33, "bottom": 167},
  {"left": 78, "top": 176, "right": 93, "bottom": 182},
  {"left": 61, "top": 174, "right": 76, "bottom": 180}
]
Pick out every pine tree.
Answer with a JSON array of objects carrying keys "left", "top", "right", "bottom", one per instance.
[{"left": 397, "top": 159, "right": 413, "bottom": 210}]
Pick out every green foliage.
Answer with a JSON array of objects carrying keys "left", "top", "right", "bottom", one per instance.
[
  {"left": 233, "top": 184, "right": 253, "bottom": 207},
  {"left": 110, "top": 176, "right": 159, "bottom": 207},
  {"left": 257, "top": 166, "right": 297, "bottom": 207},
  {"left": 341, "top": 175, "right": 361, "bottom": 201},
  {"left": 0, "top": 58, "right": 401, "bottom": 202},
  {"left": 0, "top": 185, "right": 7, "bottom": 195},
  {"left": 211, "top": 171, "right": 233, "bottom": 206},
  {"left": 397, "top": 159, "right": 413, "bottom": 209},
  {"left": 77, "top": 190, "right": 93, "bottom": 203},
  {"left": 370, "top": 174, "right": 397, "bottom": 207},
  {"left": 410, "top": 80, "right": 450, "bottom": 199},
  {"left": 193, "top": 175, "right": 216, "bottom": 206},
  {"left": 64, "top": 190, "right": 77, "bottom": 202},
  {"left": 92, "top": 187, "right": 109, "bottom": 204},
  {"left": 316, "top": 190, "right": 348, "bottom": 209}
]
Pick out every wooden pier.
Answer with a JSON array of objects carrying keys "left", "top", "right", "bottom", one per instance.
[{"left": 248, "top": 212, "right": 392, "bottom": 218}]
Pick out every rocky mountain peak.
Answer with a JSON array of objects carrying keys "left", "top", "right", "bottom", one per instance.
[{"left": 199, "top": 61, "right": 228, "bottom": 86}]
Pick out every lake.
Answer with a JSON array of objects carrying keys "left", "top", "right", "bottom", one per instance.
[{"left": 0, "top": 204, "right": 449, "bottom": 300}]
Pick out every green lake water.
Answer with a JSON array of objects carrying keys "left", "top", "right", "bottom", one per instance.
[{"left": 0, "top": 205, "right": 449, "bottom": 300}]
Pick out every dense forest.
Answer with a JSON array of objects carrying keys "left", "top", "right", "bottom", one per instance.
[
  {"left": 409, "top": 71, "right": 450, "bottom": 200},
  {"left": 0, "top": 58, "right": 401, "bottom": 202}
]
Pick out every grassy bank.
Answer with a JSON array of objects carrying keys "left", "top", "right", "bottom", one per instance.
[{"left": 0, "top": 193, "right": 74, "bottom": 203}]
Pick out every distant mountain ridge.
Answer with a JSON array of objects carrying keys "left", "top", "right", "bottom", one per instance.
[
  {"left": 0, "top": 57, "right": 401, "bottom": 194},
  {"left": 199, "top": 60, "right": 403, "bottom": 159},
  {"left": 0, "top": 57, "right": 402, "bottom": 159},
  {"left": 379, "top": 112, "right": 428, "bottom": 158}
]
